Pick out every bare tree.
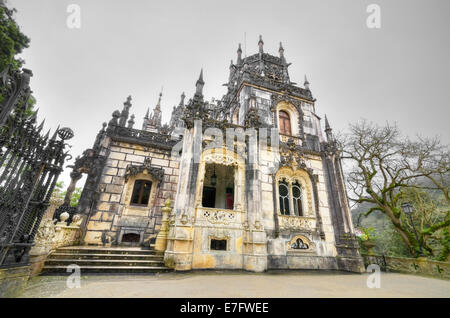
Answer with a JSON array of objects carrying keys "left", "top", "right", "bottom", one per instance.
[{"left": 340, "top": 120, "right": 450, "bottom": 256}]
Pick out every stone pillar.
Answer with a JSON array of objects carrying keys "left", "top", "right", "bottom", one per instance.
[{"left": 154, "top": 199, "right": 172, "bottom": 252}]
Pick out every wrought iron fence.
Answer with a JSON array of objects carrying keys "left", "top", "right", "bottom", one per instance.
[{"left": 0, "top": 66, "right": 73, "bottom": 268}]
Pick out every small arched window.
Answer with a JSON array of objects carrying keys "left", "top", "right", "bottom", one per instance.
[
  {"left": 292, "top": 181, "right": 304, "bottom": 216},
  {"left": 279, "top": 179, "right": 290, "bottom": 215},
  {"left": 279, "top": 110, "right": 291, "bottom": 135},
  {"left": 130, "top": 180, "right": 152, "bottom": 206}
]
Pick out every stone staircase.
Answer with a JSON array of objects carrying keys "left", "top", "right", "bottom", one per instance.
[{"left": 42, "top": 246, "right": 172, "bottom": 274}]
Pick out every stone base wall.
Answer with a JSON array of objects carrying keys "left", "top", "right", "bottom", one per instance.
[
  {"left": 0, "top": 266, "right": 30, "bottom": 298},
  {"left": 267, "top": 255, "right": 364, "bottom": 273}
]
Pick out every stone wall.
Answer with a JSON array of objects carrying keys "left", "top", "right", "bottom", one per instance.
[
  {"left": 84, "top": 140, "right": 180, "bottom": 245},
  {"left": 363, "top": 254, "right": 450, "bottom": 279}
]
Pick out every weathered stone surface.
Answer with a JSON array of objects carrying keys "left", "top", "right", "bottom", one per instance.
[{"left": 0, "top": 266, "right": 30, "bottom": 298}]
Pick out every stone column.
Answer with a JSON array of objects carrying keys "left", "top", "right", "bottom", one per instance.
[{"left": 154, "top": 199, "right": 172, "bottom": 252}]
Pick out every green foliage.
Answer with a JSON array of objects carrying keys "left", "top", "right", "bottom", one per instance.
[
  {"left": 400, "top": 187, "right": 449, "bottom": 260},
  {"left": 356, "top": 226, "right": 375, "bottom": 241},
  {"left": 0, "top": 5, "right": 36, "bottom": 113},
  {"left": 69, "top": 187, "right": 82, "bottom": 207},
  {"left": 50, "top": 181, "right": 82, "bottom": 207},
  {"left": 51, "top": 181, "right": 65, "bottom": 202},
  {"left": 353, "top": 207, "right": 412, "bottom": 257},
  {"left": 0, "top": 6, "right": 30, "bottom": 71}
]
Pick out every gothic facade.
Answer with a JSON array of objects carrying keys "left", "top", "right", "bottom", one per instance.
[{"left": 70, "top": 36, "right": 364, "bottom": 272}]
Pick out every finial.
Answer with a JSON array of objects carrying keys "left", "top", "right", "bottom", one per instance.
[
  {"left": 51, "top": 125, "right": 60, "bottom": 141},
  {"left": 197, "top": 68, "right": 204, "bottom": 84},
  {"left": 157, "top": 90, "right": 162, "bottom": 107},
  {"left": 180, "top": 92, "right": 186, "bottom": 106},
  {"left": 279, "top": 42, "right": 284, "bottom": 54},
  {"left": 127, "top": 114, "right": 135, "bottom": 128},
  {"left": 195, "top": 69, "right": 205, "bottom": 96},
  {"left": 258, "top": 35, "right": 264, "bottom": 53},
  {"left": 325, "top": 115, "right": 331, "bottom": 131},
  {"left": 304, "top": 75, "right": 310, "bottom": 90},
  {"left": 237, "top": 43, "right": 243, "bottom": 64},
  {"left": 324, "top": 115, "right": 333, "bottom": 142},
  {"left": 37, "top": 118, "right": 45, "bottom": 132}
]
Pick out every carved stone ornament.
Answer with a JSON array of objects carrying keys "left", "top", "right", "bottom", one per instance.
[
  {"left": 124, "top": 157, "right": 164, "bottom": 183},
  {"left": 203, "top": 209, "right": 235, "bottom": 225},
  {"left": 279, "top": 138, "right": 307, "bottom": 170}
]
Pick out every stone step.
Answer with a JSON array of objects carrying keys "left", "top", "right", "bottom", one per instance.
[
  {"left": 42, "top": 265, "right": 171, "bottom": 274},
  {"left": 49, "top": 253, "right": 164, "bottom": 261},
  {"left": 55, "top": 247, "right": 159, "bottom": 255},
  {"left": 45, "top": 258, "right": 165, "bottom": 267}
]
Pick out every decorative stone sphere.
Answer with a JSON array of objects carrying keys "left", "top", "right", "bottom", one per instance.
[{"left": 60, "top": 212, "right": 70, "bottom": 222}]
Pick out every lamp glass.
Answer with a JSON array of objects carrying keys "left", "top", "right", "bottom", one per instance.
[{"left": 401, "top": 202, "right": 413, "bottom": 215}]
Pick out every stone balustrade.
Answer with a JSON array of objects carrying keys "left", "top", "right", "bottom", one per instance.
[
  {"left": 28, "top": 211, "right": 83, "bottom": 277},
  {"left": 278, "top": 215, "right": 316, "bottom": 231}
]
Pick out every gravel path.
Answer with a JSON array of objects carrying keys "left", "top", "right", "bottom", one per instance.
[{"left": 19, "top": 270, "right": 449, "bottom": 298}]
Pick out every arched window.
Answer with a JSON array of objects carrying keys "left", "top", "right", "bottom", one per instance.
[
  {"left": 279, "top": 110, "right": 291, "bottom": 135},
  {"left": 279, "top": 179, "right": 290, "bottom": 215},
  {"left": 130, "top": 180, "right": 152, "bottom": 206},
  {"left": 292, "top": 181, "right": 304, "bottom": 216}
]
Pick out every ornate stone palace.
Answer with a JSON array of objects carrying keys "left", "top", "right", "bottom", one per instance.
[{"left": 67, "top": 36, "right": 364, "bottom": 272}]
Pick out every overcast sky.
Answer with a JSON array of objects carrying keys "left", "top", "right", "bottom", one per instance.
[{"left": 8, "top": 0, "right": 450, "bottom": 188}]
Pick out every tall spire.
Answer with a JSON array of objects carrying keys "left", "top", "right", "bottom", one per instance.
[
  {"left": 279, "top": 42, "right": 286, "bottom": 64},
  {"left": 195, "top": 68, "right": 205, "bottom": 97},
  {"left": 258, "top": 35, "right": 264, "bottom": 54},
  {"left": 279, "top": 42, "right": 284, "bottom": 55},
  {"left": 155, "top": 90, "right": 162, "bottom": 111},
  {"left": 237, "top": 43, "right": 243, "bottom": 64},
  {"left": 324, "top": 115, "right": 333, "bottom": 142}
]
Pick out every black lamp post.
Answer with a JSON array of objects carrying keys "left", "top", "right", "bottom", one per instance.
[
  {"left": 211, "top": 165, "right": 217, "bottom": 186},
  {"left": 401, "top": 202, "right": 425, "bottom": 257}
]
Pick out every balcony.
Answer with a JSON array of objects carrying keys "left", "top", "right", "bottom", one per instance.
[
  {"left": 196, "top": 207, "right": 243, "bottom": 226},
  {"left": 279, "top": 134, "right": 303, "bottom": 147},
  {"left": 278, "top": 215, "right": 316, "bottom": 231}
]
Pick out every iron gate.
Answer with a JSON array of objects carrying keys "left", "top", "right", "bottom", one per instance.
[{"left": 0, "top": 66, "right": 73, "bottom": 268}]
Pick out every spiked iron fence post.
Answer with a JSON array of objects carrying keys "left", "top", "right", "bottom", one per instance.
[{"left": 0, "top": 66, "right": 73, "bottom": 268}]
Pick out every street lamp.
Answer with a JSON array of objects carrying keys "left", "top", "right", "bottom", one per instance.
[{"left": 401, "top": 202, "right": 425, "bottom": 257}]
